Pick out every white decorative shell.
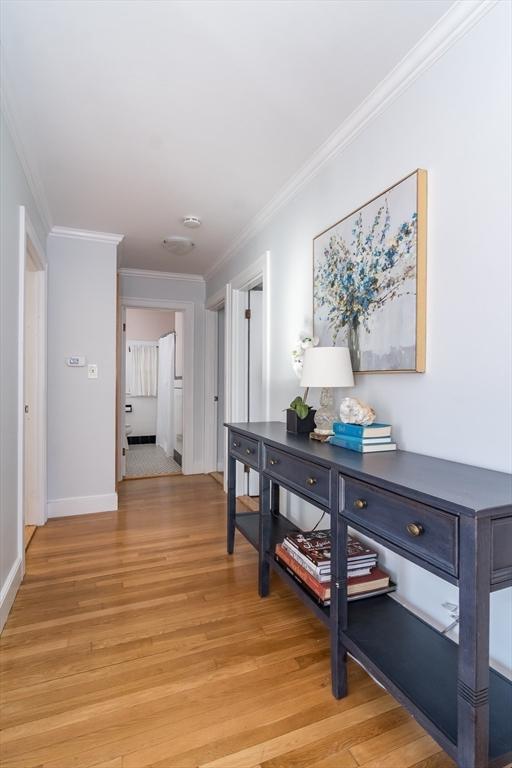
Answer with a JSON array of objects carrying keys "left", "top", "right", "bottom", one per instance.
[{"left": 339, "top": 397, "right": 376, "bottom": 426}]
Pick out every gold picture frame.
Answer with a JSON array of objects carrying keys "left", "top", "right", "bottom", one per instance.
[{"left": 313, "top": 169, "right": 427, "bottom": 374}]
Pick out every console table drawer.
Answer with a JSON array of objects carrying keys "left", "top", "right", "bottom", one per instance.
[
  {"left": 342, "top": 477, "right": 459, "bottom": 577},
  {"left": 264, "top": 446, "right": 330, "bottom": 507},
  {"left": 230, "top": 432, "right": 259, "bottom": 469}
]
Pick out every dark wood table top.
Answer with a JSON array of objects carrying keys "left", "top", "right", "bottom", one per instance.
[{"left": 226, "top": 421, "right": 512, "bottom": 517}]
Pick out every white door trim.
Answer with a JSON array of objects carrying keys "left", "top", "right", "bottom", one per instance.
[
  {"left": 223, "top": 251, "right": 271, "bottom": 494},
  {"left": 204, "top": 287, "right": 228, "bottom": 478},
  {"left": 119, "top": 297, "right": 195, "bottom": 475},
  {"left": 17, "top": 204, "right": 48, "bottom": 566},
  {"left": 203, "top": 310, "right": 219, "bottom": 474}
]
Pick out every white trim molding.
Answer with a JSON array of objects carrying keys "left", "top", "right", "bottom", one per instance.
[
  {"left": 0, "top": 557, "right": 23, "bottom": 632},
  {"left": 50, "top": 226, "right": 124, "bottom": 245},
  {"left": 119, "top": 268, "right": 204, "bottom": 283},
  {"left": 206, "top": 285, "right": 227, "bottom": 311},
  {"left": 205, "top": 0, "right": 498, "bottom": 281},
  {"left": 47, "top": 493, "right": 118, "bottom": 518}
]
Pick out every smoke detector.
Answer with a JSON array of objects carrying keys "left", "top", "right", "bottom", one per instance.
[
  {"left": 162, "top": 236, "right": 195, "bottom": 255},
  {"left": 183, "top": 216, "right": 201, "bottom": 229}
]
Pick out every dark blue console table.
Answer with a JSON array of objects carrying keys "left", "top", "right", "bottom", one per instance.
[{"left": 226, "top": 421, "right": 512, "bottom": 768}]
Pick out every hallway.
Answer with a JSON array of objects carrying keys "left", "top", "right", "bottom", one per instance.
[{"left": 0, "top": 476, "right": 453, "bottom": 768}]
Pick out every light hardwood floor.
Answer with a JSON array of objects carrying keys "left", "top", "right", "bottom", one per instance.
[{"left": 0, "top": 475, "right": 455, "bottom": 768}]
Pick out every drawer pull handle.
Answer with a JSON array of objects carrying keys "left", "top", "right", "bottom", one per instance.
[
  {"left": 406, "top": 522, "right": 424, "bottom": 537},
  {"left": 269, "top": 458, "right": 279, "bottom": 466},
  {"left": 245, "top": 448, "right": 254, "bottom": 455},
  {"left": 232, "top": 440, "right": 241, "bottom": 448},
  {"left": 306, "top": 477, "right": 317, "bottom": 487},
  {"left": 354, "top": 499, "right": 367, "bottom": 510}
]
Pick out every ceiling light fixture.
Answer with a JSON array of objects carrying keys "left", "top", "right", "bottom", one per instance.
[
  {"left": 162, "top": 236, "right": 195, "bottom": 255},
  {"left": 183, "top": 216, "right": 201, "bottom": 229}
]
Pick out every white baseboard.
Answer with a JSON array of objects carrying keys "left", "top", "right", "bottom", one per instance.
[
  {"left": 47, "top": 492, "right": 118, "bottom": 518},
  {"left": 0, "top": 556, "right": 23, "bottom": 632}
]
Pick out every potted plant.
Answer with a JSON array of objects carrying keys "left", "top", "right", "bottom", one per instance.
[{"left": 287, "top": 335, "right": 317, "bottom": 434}]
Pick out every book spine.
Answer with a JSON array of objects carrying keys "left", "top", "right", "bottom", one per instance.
[
  {"left": 281, "top": 541, "right": 324, "bottom": 578},
  {"left": 282, "top": 540, "right": 330, "bottom": 573},
  {"left": 332, "top": 433, "right": 391, "bottom": 446},
  {"left": 333, "top": 422, "right": 366, "bottom": 437},
  {"left": 333, "top": 422, "right": 391, "bottom": 438},
  {"left": 276, "top": 547, "right": 330, "bottom": 599},
  {"left": 330, "top": 436, "right": 365, "bottom": 453},
  {"left": 275, "top": 555, "right": 330, "bottom": 605}
]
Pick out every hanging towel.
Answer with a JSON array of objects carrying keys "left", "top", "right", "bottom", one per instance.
[{"left": 127, "top": 342, "right": 158, "bottom": 396}]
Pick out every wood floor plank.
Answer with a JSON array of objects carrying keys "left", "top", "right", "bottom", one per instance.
[
  {"left": 358, "top": 735, "right": 443, "bottom": 768},
  {"left": 349, "top": 718, "right": 425, "bottom": 764},
  {"left": 0, "top": 474, "right": 455, "bottom": 768}
]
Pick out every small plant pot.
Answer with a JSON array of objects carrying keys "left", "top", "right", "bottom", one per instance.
[{"left": 286, "top": 408, "right": 316, "bottom": 434}]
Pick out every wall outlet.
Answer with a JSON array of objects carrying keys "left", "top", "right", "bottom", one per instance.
[{"left": 88, "top": 364, "right": 98, "bottom": 379}]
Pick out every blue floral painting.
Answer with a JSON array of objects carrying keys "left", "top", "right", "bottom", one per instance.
[{"left": 313, "top": 170, "right": 426, "bottom": 373}]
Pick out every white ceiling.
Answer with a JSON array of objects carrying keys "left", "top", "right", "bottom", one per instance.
[{"left": 2, "top": 0, "right": 453, "bottom": 275}]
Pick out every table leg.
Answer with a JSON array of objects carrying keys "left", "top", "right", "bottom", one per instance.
[
  {"left": 331, "top": 474, "right": 347, "bottom": 699},
  {"left": 457, "top": 516, "right": 491, "bottom": 768},
  {"left": 258, "top": 472, "right": 271, "bottom": 597},
  {"left": 227, "top": 453, "right": 236, "bottom": 555}
]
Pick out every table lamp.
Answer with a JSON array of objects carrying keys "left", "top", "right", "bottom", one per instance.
[{"left": 300, "top": 346, "right": 354, "bottom": 435}]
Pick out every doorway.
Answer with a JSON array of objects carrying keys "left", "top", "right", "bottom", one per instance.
[
  {"left": 19, "top": 207, "right": 47, "bottom": 556},
  {"left": 203, "top": 252, "right": 269, "bottom": 493},
  {"left": 245, "top": 284, "right": 264, "bottom": 497},
  {"left": 214, "top": 305, "right": 225, "bottom": 484},
  {"left": 118, "top": 297, "right": 195, "bottom": 479},
  {"left": 122, "top": 308, "right": 183, "bottom": 479},
  {"left": 224, "top": 251, "right": 270, "bottom": 498}
]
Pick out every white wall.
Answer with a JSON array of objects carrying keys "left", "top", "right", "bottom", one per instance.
[
  {"left": 47, "top": 232, "right": 119, "bottom": 517},
  {"left": 125, "top": 308, "right": 174, "bottom": 340},
  {"left": 0, "top": 111, "right": 48, "bottom": 629},
  {"left": 125, "top": 393, "right": 157, "bottom": 437},
  {"left": 119, "top": 271, "right": 206, "bottom": 473},
  {"left": 206, "top": 4, "right": 512, "bottom": 675}
]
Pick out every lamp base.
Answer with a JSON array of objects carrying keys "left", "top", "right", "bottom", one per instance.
[{"left": 313, "top": 387, "right": 336, "bottom": 435}]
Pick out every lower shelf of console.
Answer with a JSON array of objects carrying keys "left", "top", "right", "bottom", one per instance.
[
  {"left": 345, "top": 596, "right": 512, "bottom": 764},
  {"left": 235, "top": 509, "right": 297, "bottom": 550},
  {"left": 234, "top": 510, "right": 512, "bottom": 765}
]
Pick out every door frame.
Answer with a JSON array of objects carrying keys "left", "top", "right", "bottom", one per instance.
[
  {"left": 204, "top": 252, "right": 270, "bottom": 493},
  {"left": 204, "top": 288, "right": 226, "bottom": 477},
  {"left": 17, "top": 204, "right": 48, "bottom": 555},
  {"left": 117, "top": 297, "right": 195, "bottom": 477}
]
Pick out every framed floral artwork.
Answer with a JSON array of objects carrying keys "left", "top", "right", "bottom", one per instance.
[{"left": 313, "top": 169, "right": 427, "bottom": 373}]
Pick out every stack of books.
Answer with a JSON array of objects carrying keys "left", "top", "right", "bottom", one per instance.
[
  {"left": 330, "top": 422, "right": 396, "bottom": 453},
  {"left": 274, "top": 530, "right": 391, "bottom": 607}
]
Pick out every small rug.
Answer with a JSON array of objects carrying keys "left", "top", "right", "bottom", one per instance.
[{"left": 126, "top": 444, "right": 181, "bottom": 478}]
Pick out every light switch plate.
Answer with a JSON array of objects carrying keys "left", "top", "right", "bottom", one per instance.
[{"left": 88, "top": 364, "right": 98, "bottom": 379}]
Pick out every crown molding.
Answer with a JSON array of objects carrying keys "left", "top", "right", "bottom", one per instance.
[
  {"left": 204, "top": 0, "right": 498, "bottom": 282},
  {"left": 1, "top": 52, "right": 53, "bottom": 234},
  {"left": 118, "top": 267, "right": 205, "bottom": 283},
  {"left": 50, "top": 226, "right": 124, "bottom": 245}
]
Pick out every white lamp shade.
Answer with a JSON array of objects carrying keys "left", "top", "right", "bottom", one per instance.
[{"left": 300, "top": 346, "right": 354, "bottom": 388}]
